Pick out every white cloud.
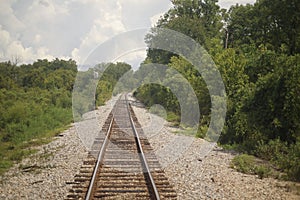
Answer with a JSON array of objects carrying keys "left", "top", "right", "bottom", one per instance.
[
  {"left": 115, "top": 50, "right": 147, "bottom": 70},
  {"left": 0, "top": 1, "right": 25, "bottom": 35},
  {"left": 0, "top": 26, "right": 11, "bottom": 49},
  {"left": 26, "top": 0, "right": 69, "bottom": 21},
  {"left": 72, "top": 1, "right": 127, "bottom": 63},
  {"left": 0, "top": 24, "right": 55, "bottom": 63},
  {"left": 73, "top": 0, "right": 172, "bottom": 64},
  {"left": 71, "top": 48, "right": 80, "bottom": 62},
  {"left": 7, "top": 41, "right": 32, "bottom": 60},
  {"left": 0, "top": 0, "right": 171, "bottom": 65},
  {"left": 0, "top": 0, "right": 259, "bottom": 65},
  {"left": 0, "top": 0, "right": 70, "bottom": 62},
  {"left": 120, "top": 0, "right": 171, "bottom": 29},
  {"left": 34, "top": 34, "right": 41, "bottom": 44},
  {"left": 0, "top": 25, "right": 31, "bottom": 62}
]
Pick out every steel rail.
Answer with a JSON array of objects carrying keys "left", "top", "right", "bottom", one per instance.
[
  {"left": 85, "top": 93, "right": 160, "bottom": 199},
  {"left": 85, "top": 113, "right": 114, "bottom": 200},
  {"left": 125, "top": 94, "right": 161, "bottom": 200}
]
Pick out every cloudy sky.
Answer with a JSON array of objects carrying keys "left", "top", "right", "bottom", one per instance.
[{"left": 0, "top": 0, "right": 255, "bottom": 68}]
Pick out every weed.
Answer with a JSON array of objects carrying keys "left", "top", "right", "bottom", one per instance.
[{"left": 231, "top": 154, "right": 277, "bottom": 179}]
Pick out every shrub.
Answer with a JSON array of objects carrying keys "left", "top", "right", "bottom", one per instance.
[
  {"left": 231, "top": 154, "right": 274, "bottom": 179},
  {"left": 231, "top": 154, "right": 256, "bottom": 174}
]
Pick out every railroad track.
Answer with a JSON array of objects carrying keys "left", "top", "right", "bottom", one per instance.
[{"left": 66, "top": 94, "right": 177, "bottom": 199}]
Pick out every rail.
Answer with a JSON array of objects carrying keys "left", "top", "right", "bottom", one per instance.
[
  {"left": 66, "top": 93, "right": 177, "bottom": 199},
  {"left": 85, "top": 110, "right": 114, "bottom": 200},
  {"left": 125, "top": 94, "right": 160, "bottom": 200}
]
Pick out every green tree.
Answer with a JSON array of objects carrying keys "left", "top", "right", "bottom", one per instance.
[
  {"left": 227, "top": 0, "right": 300, "bottom": 54},
  {"left": 146, "top": 0, "right": 223, "bottom": 64}
]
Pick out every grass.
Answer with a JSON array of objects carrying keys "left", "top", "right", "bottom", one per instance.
[
  {"left": 166, "top": 112, "right": 180, "bottom": 126},
  {"left": 0, "top": 161, "right": 13, "bottom": 176},
  {"left": 173, "top": 127, "right": 198, "bottom": 137},
  {"left": 230, "top": 154, "right": 282, "bottom": 179},
  {"left": 0, "top": 122, "right": 72, "bottom": 176}
]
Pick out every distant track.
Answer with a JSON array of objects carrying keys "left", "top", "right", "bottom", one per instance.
[{"left": 66, "top": 94, "right": 177, "bottom": 199}]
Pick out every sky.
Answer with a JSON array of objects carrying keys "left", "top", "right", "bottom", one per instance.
[{"left": 0, "top": 0, "right": 256, "bottom": 68}]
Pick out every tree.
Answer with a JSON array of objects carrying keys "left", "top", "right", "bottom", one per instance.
[
  {"left": 146, "top": 0, "right": 223, "bottom": 64},
  {"left": 227, "top": 0, "right": 300, "bottom": 54}
]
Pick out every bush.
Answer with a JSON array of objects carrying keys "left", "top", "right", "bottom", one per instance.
[
  {"left": 0, "top": 59, "right": 76, "bottom": 176},
  {"left": 231, "top": 154, "right": 273, "bottom": 179},
  {"left": 231, "top": 154, "right": 256, "bottom": 174},
  {"left": 255, "top": 165, "right": 271, "bottom": 179},
  {"left": 196, "top": 125, "right": 208, "bottom": 138},
  {"left": 166, "top": 112, "right": 180, "bottom": 126},
  {"left": 284, "top": 141, "right": 300, "bottom": 182},
  {"left": 255, "top": 139, "right": 288, "bottom": 162},
  {"left": 254, "top": 139, "right": 300, "bottom": 181}
]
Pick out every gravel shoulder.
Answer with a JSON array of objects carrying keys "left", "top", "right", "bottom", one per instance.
[
  {"left": 0, "top": 95, "right": 299, "bottom": 199},
  {"left": 130, "top": 96, "right": 300, "bottom": 200},
  {"left": 0, "top": 96, "right": 118, "bottom": 200}
]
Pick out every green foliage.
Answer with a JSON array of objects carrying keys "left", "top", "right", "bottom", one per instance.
[
  {"left": 134, "top": 55, "right": 211, "bottom": 129},
  {"left": 227, "top": 0, "right": 300, "bottom": 55},
  {"left": 0, "top": 58, "right": 131, "bottom": 175},
  {"left": 145, "top": 0, "right": 224, "bottom": 65},
  {"left": 196, "top": 125, "right": 208, "bottom": 138},
  {"left": 134, "top": 0, "right": 300, "bottom": 182},
  {"left": 0, "top": 161, "right": 13, "bottom": 175},
  {"left": 0, "top": 59, "right": 76, "bottom": 175},
  {"left": 255, "top": 165, "right": 272, "bottom": 179},
  {"left": 72, "top": 62, "right": 131, "bottom": 119},
  {"left": 134, "top": 84, "right": 180, "bottom": 117},
  {"left": 97, "top": 62, "right": 131, "bottom": 105},
  {"left": 255, "top": 139, "right": 300, "bottom": 181},
  {"left": 231, "top": 154, "right": 256, "bottom": 174},
  {"left": 285, "top": 141, "right": 300, "bottom": 181},
  {"left": 231, "top": 154, "right": 272, "bottom": 179},
  {"left": 164, "top": 0, "right": 223, "bottom": 48},
  {"left": 166, "top": 112, "right": 180, "bottom": 126}
]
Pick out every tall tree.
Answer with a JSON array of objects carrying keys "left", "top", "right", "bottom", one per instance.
[
  {"left": 146, "top": 0, "right": 223, "bottom": 64},
  {"left": 227, "top": 0, "right": 300, "bottom": 54}
]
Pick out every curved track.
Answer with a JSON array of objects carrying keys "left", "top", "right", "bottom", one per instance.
[{"left": 66, "top": 94, "right": 177, "bottom": 199}]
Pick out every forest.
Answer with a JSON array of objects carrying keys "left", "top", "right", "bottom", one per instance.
[
  {"left": 133, "top": 0, "right": 300, "bottom": 181},
  {"left": 0, "top": 0, "right": 299, "bottom": 182},
  {"left": 0, "top": 59, "right": 130, "bottom": 175},
  {"left": 0, "top": 59, "right": 76, "bottom": 174}
]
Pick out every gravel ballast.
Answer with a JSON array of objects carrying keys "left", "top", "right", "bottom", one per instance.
[
  {"left": 0, "top": 95, "right": 299, "bottom": 199},
  {"left": 130, "top": 96, "right": 299, "bottom": 200},
  {"left": 0, "top": 96, "right": 118, "bottom": 200}
]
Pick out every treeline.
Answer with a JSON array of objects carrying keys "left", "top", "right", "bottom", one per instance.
[
  {"left": 0, "top": 59, "right": 77, "bottom": 174},
  {"left": 72, "top": 62, "right": 131, "bottom": 120},
  {"left": 133, "top": 0, "right": 300, "bottom": 181},
  {"left": 0, "top": 59, "right": 131, "bottom": 175}
]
